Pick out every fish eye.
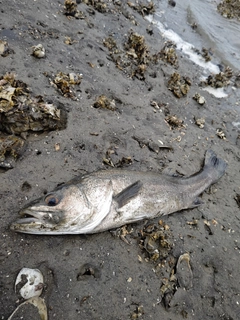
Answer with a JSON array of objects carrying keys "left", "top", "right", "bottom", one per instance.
[{"left": 45, "top": 194, "right": 60, "bottom": 206}]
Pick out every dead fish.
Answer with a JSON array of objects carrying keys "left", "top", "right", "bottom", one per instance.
[{"left": 11, "top": 150, "right": 227, "bottom": 235}]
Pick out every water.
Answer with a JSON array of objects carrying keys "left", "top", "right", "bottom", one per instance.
[
  {"left": 148, "top": 0, "right": 240, "bottom": 71},
  {"left": 146, "top": 0, "right": 240, "bottom": 116}
]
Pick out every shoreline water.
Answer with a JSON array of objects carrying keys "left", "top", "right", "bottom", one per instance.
[
  {"left": 147, "top": 1, "right": 240, "bottom": 102},
  {"left": 154, "top": 0, "right": 240, "bottom": 70}
]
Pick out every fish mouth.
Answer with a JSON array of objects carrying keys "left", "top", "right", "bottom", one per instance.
[
  {"left": 10, "top": 209, "right": 45, "bottom": 232},
  {"left": 14, "top": 217, "right": 42, "bottom": 224},
  {"left": 10, "top": 207, "right": 65, "bottom": 234},
  {"left": 16, "top": 208, "right": 47, "bottom": 224}
]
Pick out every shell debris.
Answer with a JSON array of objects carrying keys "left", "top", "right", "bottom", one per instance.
[
  {"left": 15, "top": 268, "right": 44, "bottom": 299},
  {"left": 0, "top": 40, "right": 14, "bottom": 57},
  {"left": 32, "top": 44, "right": 45, "bottom": 58},
  {"left": 193, "top": 93, "right": 205, "bottom": 105}
]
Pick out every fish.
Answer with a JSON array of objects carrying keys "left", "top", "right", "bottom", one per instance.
[{"left": 10, "top": 149, "right": 227, "bottom": 235}]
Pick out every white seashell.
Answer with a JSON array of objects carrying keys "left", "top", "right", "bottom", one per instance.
[
  {"left": 32, "top": 44, "right": 45, "bottom": 58},
  {"left": 193, "top": 93, "right": 205, "bottom": 105},
  {"left": 15, "top": 268, "right": 44, "bottom": 299},
  {"left": 198, "top": 96, "right": 205, "bottom": 105}
]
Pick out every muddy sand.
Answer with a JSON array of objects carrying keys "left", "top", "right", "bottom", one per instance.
[{"left": 0, "top": 1, "right": 240, "bottom": 319}]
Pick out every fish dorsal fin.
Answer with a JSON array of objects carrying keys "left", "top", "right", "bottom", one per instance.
[{"left": 114, "top": 180, "right": 143, "bottom": 208}]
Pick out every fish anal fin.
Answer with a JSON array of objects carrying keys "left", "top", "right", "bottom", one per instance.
[
  {"left": 114, "top": 181, "right": 143, "bottom": 208},
  {"left": 189, "top": 197, "right": 204, "bottom": 208}
]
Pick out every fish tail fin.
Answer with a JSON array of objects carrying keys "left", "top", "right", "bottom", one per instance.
[{"left": 204, "top": 149, "right": 227, "bottom": 183}]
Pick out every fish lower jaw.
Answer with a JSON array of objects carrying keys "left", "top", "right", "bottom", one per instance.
[
  {"left": 10, "top": 221, "right": 64, "bottom": 234},
  {"left": 10, "top": 220, "right": 43, "bottom": 233},
  {"left": 10, "top": 217, "right": 82, "bottom": 234},
  {"left": 13, "top": 217, "right": 42, "bottom": 225},
  {"left": 10, "top": 216, "right": 54, "bottom": 233}
]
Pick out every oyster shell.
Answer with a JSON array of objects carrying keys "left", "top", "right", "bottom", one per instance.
[{"left": 15, "top": 268, "right": 44, "bottom": 299}]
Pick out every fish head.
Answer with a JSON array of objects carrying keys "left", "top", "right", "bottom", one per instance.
[
  {"left": 11, "top": 178, "right": 114, "bottom": 235},
  {"left": 11, "top": 185, "right": 93, "bottom": 234}
]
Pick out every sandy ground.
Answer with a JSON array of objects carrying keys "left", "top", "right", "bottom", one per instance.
[{"left": 0, "top": 1, "right": 240, "bottom": 319}]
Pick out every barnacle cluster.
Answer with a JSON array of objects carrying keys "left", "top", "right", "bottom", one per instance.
[
  {"left": 218, "top": 0, "right": 240, "bottom": 20},
  {"left": 0, "top": 73, "right": 67, "bottom": 134},
  {"left": 165, "top": 114, "right": 184, "bottom": 129},
  {"left": 195, "top": 117, "right": 205, "bottom": 129},
  {"left": 64, "top": 0, "right": 86, "bottom": 19},
  {"left": 0, "top": 73, "right": 67, "bottom": 168},
  {"left": 103, "top": 36, "right": 118, "bottom": 51},
  {"left": 0, "top": 40, "right": 14, "bottom": 57},
  {"left": 139, "top": 221, "right": 173, "bottom": 262},
  {"left": 153, "top": 41, "right": 178, "bottom": 67},
  {"left": 103, "top": 146, "right": 132, "bottom": 168},
  {"left": 127, "top": 1, "right": 155, "bottom": 16},
  {"left": 83, "top": 0, "right": 108, "bottom": 13},
  {"left": 50, "top": 71, "right": 82, "bottom": 99},
  {"left": 193, "top": 47, "right": 212, "bottom": 62},
  {"left": 0, "top": 135, "right": 25, "bottom": 169},
  {"left": 168, "top": 72, "right": 191, "bottom": 98},
  {"left": 93, "top": 95, "right": 116, "bottom": 110},
  {"left": 104, "top": 31, "right": 157, "bottom": 80},
  {"left": 201, "top": 66, "right": 233, "bottom": 88}
]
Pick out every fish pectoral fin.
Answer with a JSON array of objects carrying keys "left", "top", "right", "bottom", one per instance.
[
  {"left": 114, "top": 180, "right": 143, "bottom": 208},
  {"left": 190, "top": 197, "right": 204, "bottom": 208}
]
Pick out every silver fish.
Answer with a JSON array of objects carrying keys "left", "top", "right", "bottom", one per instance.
[{"left": 11, "top": 150, "right": 227, "bottom": 235}]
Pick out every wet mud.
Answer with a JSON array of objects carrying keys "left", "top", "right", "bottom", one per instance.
[{"left": 0, "top": 1, "right": 240, "bottom": 319}]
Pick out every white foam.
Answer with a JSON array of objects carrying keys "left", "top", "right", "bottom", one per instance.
[
  {"left": 201, "top": 87, "right": 228, "bottom": 98},
  {"left": 232, "top": 121, "right": 240, "bottom": 128},
  {"left": 146, "top": 15, "right": 220, "bottom": 74},
  {"left": 146, "top": 14, "right": 227, "bottom": 98}
]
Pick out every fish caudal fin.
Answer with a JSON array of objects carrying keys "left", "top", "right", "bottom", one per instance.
[{"left": 204, "top": 149, "right": 227, "bottom": 183}]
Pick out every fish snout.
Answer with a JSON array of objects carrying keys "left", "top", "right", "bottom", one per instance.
[{"left": 11, "top": 207, "right": 64, "bottom": 232}]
